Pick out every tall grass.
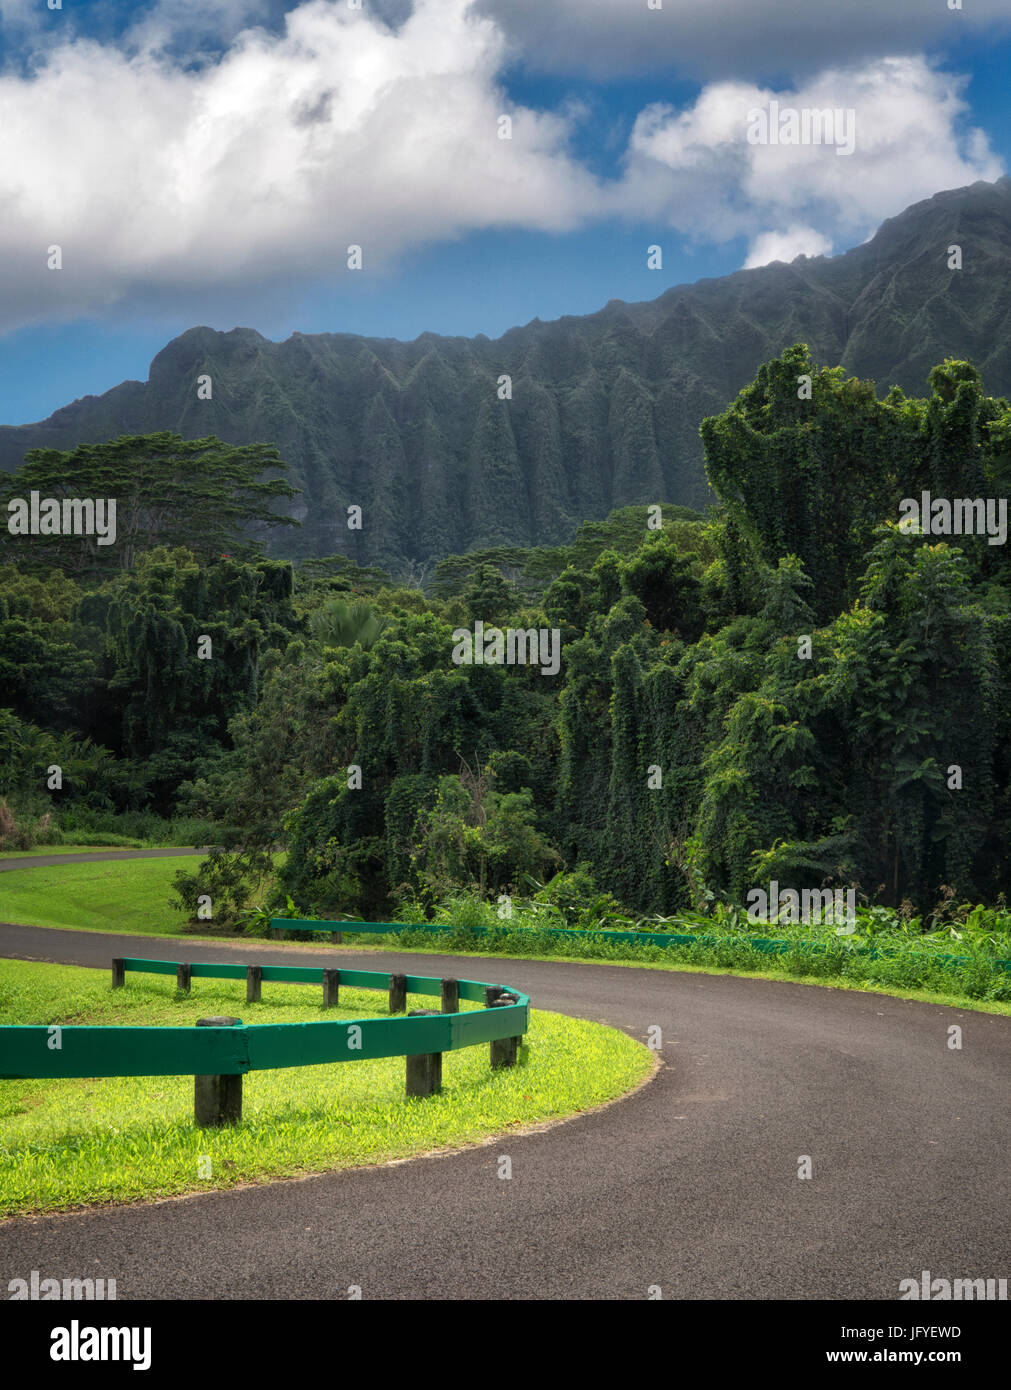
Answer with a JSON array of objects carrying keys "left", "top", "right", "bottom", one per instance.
[
  {"left": 341, "top": 888, "right": 1011, "bottom": 1005},
  {"left": 0, "top": 801, "right": 222, "bottom": 850}
]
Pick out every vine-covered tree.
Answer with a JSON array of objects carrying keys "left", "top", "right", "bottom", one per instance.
[{"left": 6, "top": 350, "right": 1011, "bottom": 924}]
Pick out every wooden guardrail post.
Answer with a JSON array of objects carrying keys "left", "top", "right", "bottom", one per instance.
[
  {"left": 500, "top": 990, "right": 522, "bottom": 1048},
  {"left": 111, "top": 958, "right": 125, "bottom": 990},
  {"left": 389, "top": 973, "right": 407, "bottom": 1014},
  {"left": 405, "top": 1010, "right": 442, "bottom": 1097},
  {"left": 440, "top": 977, "right": 459, "bottom": 1014},
  {"left": 323, "top": 968, "right": 340, "bottom": 1008},
  {"left": 194, "top": 1017, "right": 243, "bottom": 1127},
  {"left": 330, "top": 930, "right": 343, "bottom": 945},
  {"left": 177, "top": 963, "right": 191, "bottom": 994},
  {"left": 486, "top": 987, "right": 521, "bottom": 1069},
  {"left": 246, "top": 965, "right": 262, "bottom": 1003}
]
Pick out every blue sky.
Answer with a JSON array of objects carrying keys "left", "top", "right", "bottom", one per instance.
[{"left": 0, "top": 0, "right": 1008, "bottom": 424}]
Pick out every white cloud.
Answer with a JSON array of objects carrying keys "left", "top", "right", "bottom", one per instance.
[
  {"left": 744, "top": 225, "right": 832, "bottom": 269},
  {"left": 0, "top": 0, "right": 603, "bottom": 330},
  {"left": 616, "top": 57, "right": 1004, "bottom": 264},
  {"left": 0, "top": 2, "right": 1003, "bottom": 332}
]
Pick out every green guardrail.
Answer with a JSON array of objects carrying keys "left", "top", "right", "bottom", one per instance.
[
  {"left": 270, "top": 917, "right": 1011, "bottom": 975},
  {"left": 0, "top": 957, "right": 530, "bottom": 1127}
]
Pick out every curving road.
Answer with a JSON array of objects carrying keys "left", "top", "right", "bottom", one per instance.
[
  {"left": 0, "top": 848, "right": 209, "bottom": 871},
  {"left": 1, "top": 912, "right": 1009, "bottom": 1300}
]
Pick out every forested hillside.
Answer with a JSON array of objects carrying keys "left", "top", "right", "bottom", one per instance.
[
  {"left": 4, "top": 345, "right": 1010, "bottom": 938},
  {"left": 1, "top": 177, "right": 1009, "bottom": 572}
]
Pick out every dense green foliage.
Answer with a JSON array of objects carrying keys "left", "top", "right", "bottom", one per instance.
[
  {"left": 0, "top": 544, "right": 303, "bottom": 823},
  {"left": 0, "top": 432, "right": 299, "bottom": 576},
  {"left": 4, "top": 344, "right": 1011, "bottom": 942}
]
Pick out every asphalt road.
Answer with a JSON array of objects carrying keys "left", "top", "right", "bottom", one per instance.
[
  {"left": 0, "top": 848, "right": 208, "bottom": 871},
  {"left": 1, "top": 918, "right": 1008, "bottom": 1299}
]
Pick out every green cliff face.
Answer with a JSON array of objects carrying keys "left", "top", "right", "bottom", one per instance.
[{"left": 2, "top": 177, "right": 1008, "bottom": 570}]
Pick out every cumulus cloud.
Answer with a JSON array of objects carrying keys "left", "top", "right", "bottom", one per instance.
[
  {"left": 477, "top": 0, "right": 1011, "bottom": 80},
  {"left": 0, "top": 1, "right": 1003, "bottom": 332},
  {"left": 743, "top": 226, "right": 833, "bottom": 269},
  {"left": 0, "top": 0, "right": 603, "bottom": 330},
  {"left": 617, "top": 57, "right": 1004, "bottom": 266}
]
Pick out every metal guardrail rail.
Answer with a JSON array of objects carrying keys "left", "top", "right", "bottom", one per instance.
[
  {"left": 268, "top": 916, "right": 1011, "bottom": 974},
  {"left": 0, "top": 957, "right": 530, "bottom": 1126}
]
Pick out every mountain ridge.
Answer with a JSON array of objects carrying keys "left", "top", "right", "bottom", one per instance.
[{"left": 2, "top": 175, "right": 1009, "bottom": 569}]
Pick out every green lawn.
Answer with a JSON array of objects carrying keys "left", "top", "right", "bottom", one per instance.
[
  {"left": 0, "top": 856, "right": 245, "bottom": 936},
  {"left": 0, "top": 958, "right": 652, "bottom": 1218}
]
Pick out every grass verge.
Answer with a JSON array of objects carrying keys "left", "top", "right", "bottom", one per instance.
[
  {"left": 3, "top": 856, "right": 1007, "bottom": 1015},
  {"left": 0, "top": 857, "right": 244, "bottom": 935},
  {"left": 0, "top": 959, "right": 653, "bottom": 1219},
  {"left": 326, "top": 929, "right": 1011, "bottom": 1016}
]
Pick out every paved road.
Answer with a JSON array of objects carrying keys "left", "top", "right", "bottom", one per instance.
[
  {"left": 0, "top": 848, "right": 208, "bottom": 871},
  {"left": 1, "top": 920, "right": 1008, "bottom": 1299}
]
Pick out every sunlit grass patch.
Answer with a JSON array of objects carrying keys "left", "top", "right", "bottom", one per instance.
[
  {"left": 0, "top": 959, "right": 652, "bottom": 1217},
  {"left": 0, "top": 855, "right": 285, "bottom": 937}
]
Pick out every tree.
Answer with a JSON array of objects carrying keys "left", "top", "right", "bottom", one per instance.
[
  {"left": 309, "top": 599, "right": 388, "bottom": 650},
  {"left": 78, "top": 548, "right": 298, "bottom": 811},
  {"left": 620, "top": 534, "right": 704, "bottom": 640},
  {"left": 700, "top": 344, "right": 915, "bottom": 620},
  {"left": 0, "top": 432, "right": 300, "bottom": 575}
]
